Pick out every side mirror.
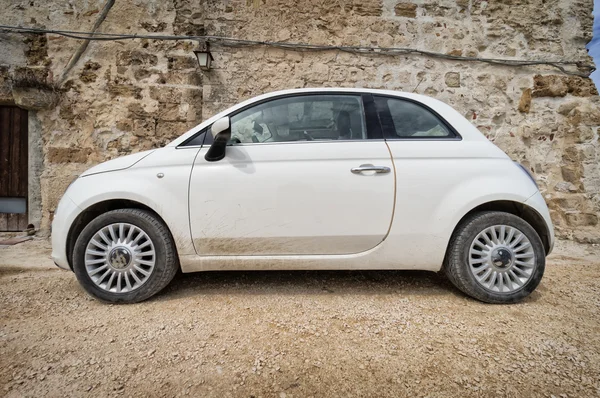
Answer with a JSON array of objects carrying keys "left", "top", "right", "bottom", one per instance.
[{"left": 205, "top": 117, "right": 231, "bottom": 162}]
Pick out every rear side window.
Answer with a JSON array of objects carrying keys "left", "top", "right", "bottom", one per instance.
[{"left": 374, "top": 96, "right": 455, "bottom": 139}]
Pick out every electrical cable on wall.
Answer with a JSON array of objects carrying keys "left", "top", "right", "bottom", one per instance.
[{"left": 0, "top": 24, "right": 594, "bottom": 77}]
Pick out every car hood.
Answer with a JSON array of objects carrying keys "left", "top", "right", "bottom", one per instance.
[{"left": 80, "top": 150, "right": 155, "bottom": 177}]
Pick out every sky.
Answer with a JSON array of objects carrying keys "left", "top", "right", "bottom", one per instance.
[{"left": 588, "top": 0, "right": 600, "bottom": 87}]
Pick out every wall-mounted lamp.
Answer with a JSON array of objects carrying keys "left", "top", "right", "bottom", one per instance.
[{"left": 194, "top": 42, "right": 214, "bottom": 71}]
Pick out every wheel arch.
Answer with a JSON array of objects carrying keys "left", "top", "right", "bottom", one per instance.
[
  {"left": 450, "top": 200, "right": 552, "bottom": 255},
  {"left": 65, "top": 199, "right": 174, "bottom": 270}
]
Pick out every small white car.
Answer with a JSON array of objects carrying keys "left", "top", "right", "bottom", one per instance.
[{"left": 52, "top": 88, "right": 554, "bottom": 304}]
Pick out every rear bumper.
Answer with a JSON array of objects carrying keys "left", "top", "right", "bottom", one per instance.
[
  {"left": 51, "top": 194, "right": 81, "bottom": 271},
  {"left": 525, "top": 191, "right": 555, "bottom": 255}
]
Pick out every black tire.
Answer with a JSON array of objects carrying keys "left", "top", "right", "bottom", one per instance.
[
  {"left": 73, "top": 209, "right": 179, "bottom": 303},
  {"left": 444, "top": 211, "right": 545, "bottom": 304}
]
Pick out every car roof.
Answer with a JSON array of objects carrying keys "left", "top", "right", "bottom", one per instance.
[{"left": 167, "top": 88, "right": 487, "bottom": 147}]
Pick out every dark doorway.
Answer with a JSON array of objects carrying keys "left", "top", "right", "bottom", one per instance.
[{"left": 0, "top": 106, "right": 28, "bottom": 231}]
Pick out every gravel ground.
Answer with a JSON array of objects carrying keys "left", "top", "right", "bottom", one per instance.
[{"left": 1, "top": 238, "right": 600, "bottom": 397}]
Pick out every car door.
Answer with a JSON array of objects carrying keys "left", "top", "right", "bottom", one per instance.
[{"left": 188, "top": 93, "right": 395, "bottom": 256}]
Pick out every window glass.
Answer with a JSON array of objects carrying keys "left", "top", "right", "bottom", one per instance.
[
  {"left": 184, "top": 126, "right": 212, "bottom": 146},
  {"left": 375, "top": 97, "right": 452, "bottom": 138},
  {"left": 229, "top": 95, "right": 366, "bottom": 144}
]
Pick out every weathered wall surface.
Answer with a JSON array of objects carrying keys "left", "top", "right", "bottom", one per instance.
[{"left": 0, "top": 0, "right": 598, "bottom": 242}]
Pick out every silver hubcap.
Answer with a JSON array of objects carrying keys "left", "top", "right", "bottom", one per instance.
[
  {"left": 469, "top": 225, "right": 536, "bottom": 293},
  {"left": 84, "top": 223, "right": 156, "bottom": 293}
]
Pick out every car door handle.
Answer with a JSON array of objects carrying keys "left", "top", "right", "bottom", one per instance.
[{"left": 351, "top": 165, "right": 391, "bottom": 174}]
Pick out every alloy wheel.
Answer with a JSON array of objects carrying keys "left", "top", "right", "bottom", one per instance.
[
  {"left": 468, "top": 225, "right": 536, "bottom": 293},
  {"left": 84, "top": 223, "right": 156, "bottom": 293}
]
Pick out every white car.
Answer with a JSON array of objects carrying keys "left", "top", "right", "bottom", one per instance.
[{"left": 52, "top": 88, "right": 554, "bottom": 304}]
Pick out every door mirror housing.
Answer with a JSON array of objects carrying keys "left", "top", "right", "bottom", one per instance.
[{"left": 205, "top": 116, "right": 231, "bottom": 162}]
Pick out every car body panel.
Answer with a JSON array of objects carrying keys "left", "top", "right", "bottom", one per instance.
[
  {"left": 189, "top": 141, "right": 395, "bottom": 256},
  {"left": 80, "top": 150, "right": 155, "bottom": 177},
  {"left": 51, "top": 88, "right": 555, "bottom": 275},
  {"left": 51, "top": 193, "right": 81, "bottom": 270},
  {"left": 51, "top": 147, "right": 200, "bottom": 269},
  {"left": 177, "top": 144, "right": 541, "bottom": 273},
  {"left": 525, "top": 190, "right": 555, "bottom": 254}
]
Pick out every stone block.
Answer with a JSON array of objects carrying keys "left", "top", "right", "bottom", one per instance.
[
  {"left": 518, "top": 88, "right": 532, "bottom": 113},
  {"left": 155, "top": 120, "right": 192, "bottom": 139},
  {"left": 557, "top": 101, "right": 580, "bottom": 116},
  {"left": 157, "top": 103, "right": 185, "bottom": 122},
  {"left": 423, "top": 3, "right": 454, "bottom": 17},
  {"left": 149, "top": 86, "right": 183, "bottom": 103},
  {"left": 330, "top": 67, "right": 349, "bottom": 82},
  {"left": 445, "top": 72, "right": 460, "bottom": 87},
  {"left": 13, "top": 87, "right": 58, "bottom": 110},
  {"left": 133, "top": 68, "right": 154, "bottom": 81},
  {"left": 168, "top": 55, "right": 198, "bottom": 70},
  {"left": 127, "top": 103, "right": 155, "bottom": 120},
  {"left": 573, "top": 230, "right": 600, "bottom": 244},
  {"left": 310, "top": 63, "right": 329, "bottom": 81},
  {"left": 0, "top": 66, "right": 13, "bottom": 103},
  {"left": 140, "top": 21, "right": 167, "bottom": 32},
  {"left": 131, "top": 119, "right": 156, "bottom": 138},
  {"left": 116, "top": 119, "right": 133, "bottom": 132},
  {"left": 561, "top": 165, "right": 582, "bottom": 185},
  {"left": 565, "top": 212, "right": 598, "bottom": 227},
  {"left": 352, "top": 1, "right": 383, "bottom": 16},
  {"left": 116, "top": 50, "right": 158, "bottom": 67},
  {"left": 447, "top": 49, "right": 462, "bottom": 56},
  {"left": 395, "top": 3, "right": 417, "bottom": 18},
  {"left": 532, "top": 75, "right": 568, "bottom": 97},
  {"left": 158, "top": 70, "right": 202, "bottom": 86},
  {"left": 47, "top": 147, "right": 92, "bottom": 164},
  {"left": 575, "top": 126, "right": 594, "bottom": 143},
  {"left": 183, "top": 88, "right": 203, "bottom": 104},
  {"left": 24, "top": 34, "right": 49, "bottom": 66},
  {"left": 548, "top": 196, "right": 584, "bottom": 211},
  {"left": 554, "top": 181, "right": 578, "bottom": 193},
  {"left": 563, "top": 146, "right": 583, "bottom": 163},
  {"left": 565, "top": 76, "right": 599, "bottom": 97},
  {"left": 13, "top": 67, "right": 49, "bottom": 85},
  {"left": 107, "top": 84, "right": 142, "bottom": 100},
  {"left": 280, "top": 52, "right": 301, "bottom": 64},
  {"left": 265, "top": 48, "right": 286, "bottom": 59},
  {"left": 532, "top": 75, "right": 599, "bottom": 98},
  {"left": 79, "top": 61, "right": 101, "bottom": 83}
]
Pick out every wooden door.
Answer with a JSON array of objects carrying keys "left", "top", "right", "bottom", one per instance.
[{"left": 0, "top": 106, "right": 28, "bottom": 231}]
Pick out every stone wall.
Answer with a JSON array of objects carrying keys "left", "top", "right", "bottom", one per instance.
[{"left": 0, "top": 0, "right": 598, "bottom": 242}]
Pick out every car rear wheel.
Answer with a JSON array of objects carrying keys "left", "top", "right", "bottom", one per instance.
[
  {"left": 444, "top": 211, "right": 545, "bottom": 304},
  {"left": 73, "top": 209, "right": 179, "bottom": 303}
]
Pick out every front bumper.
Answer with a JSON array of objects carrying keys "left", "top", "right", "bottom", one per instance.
[
  {"left": 51, "top": 194, "right": 81, "bottom": 270},
  {"left": 525, "top": 190, "right": 555, "bottom": 255}
]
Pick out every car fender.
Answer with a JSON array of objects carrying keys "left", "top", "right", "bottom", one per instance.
[
  {"left": 434, "top": 174, "right": 538, "bottom": 241},
  {"left": 379, "top": 158, "right": 539, "bottom": 271},
  {"left": 65, "top": 147, "right": 199, "bottom": 257}
]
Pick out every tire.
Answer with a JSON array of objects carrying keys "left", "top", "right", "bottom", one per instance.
[
  {"left": 444, "top": 211, "right": 545, "bottom": 304},
  {"left": 72, "top": 209, "right": 179, "bottom": 303}
]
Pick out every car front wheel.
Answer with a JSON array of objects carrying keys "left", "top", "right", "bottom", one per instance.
[
  {"left": 444, "top": 211, "right": 546, "bottom": 304},
  {"left": 72, "top": 209, "right": 179, "bottom": 303}
]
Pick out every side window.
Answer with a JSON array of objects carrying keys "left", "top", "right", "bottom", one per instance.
[
  {"left": 183, "top": 126, "right": 212, "bottom": 147},
  {"left": 229, "top": 95, "right": 366, "bottom": 144},
  {"left": 374, "top": 96, "right": 454, "bottom": 138}
]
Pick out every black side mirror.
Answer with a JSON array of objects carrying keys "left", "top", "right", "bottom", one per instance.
[{"left": 205, "top": 117, "right": 231, "bottom": 162}]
